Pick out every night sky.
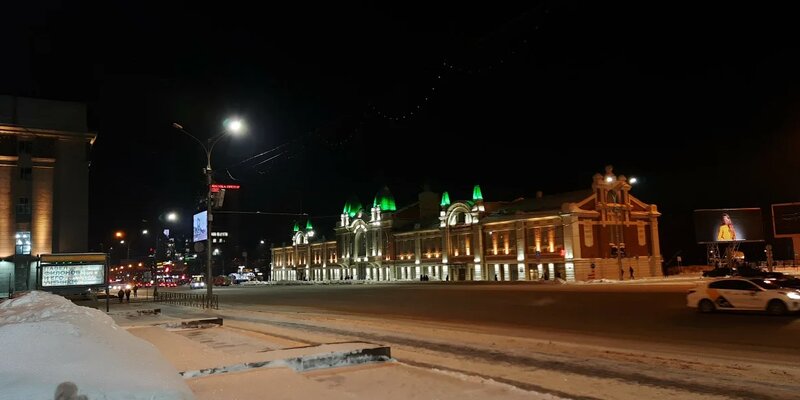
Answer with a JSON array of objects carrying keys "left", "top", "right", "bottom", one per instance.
[{"left": 3, "top": 2, "right": 800, "bottom": 264}]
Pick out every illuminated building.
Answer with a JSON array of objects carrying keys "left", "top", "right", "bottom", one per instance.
[
  {"left": 0, "top": 96, "right": 95, "bottom": 295},
  {"left": 272, "top": 167, "right": 662, "bottom": 282}
]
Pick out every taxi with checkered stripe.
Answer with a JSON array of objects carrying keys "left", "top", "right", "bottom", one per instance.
[{"left": 687, "top": 277, "right": 800, "bottom": 315}]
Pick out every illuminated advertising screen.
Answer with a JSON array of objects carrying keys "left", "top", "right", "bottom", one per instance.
[
  {"left": 41, "top": 264, "right": 105, "bottom": 287},
  {"left": 772, "top": 203, "right": 800, "bottom": 236},
  {"left": 193, "top": 211, "right": 207, "bottom": 242},
  {"left": 693, "top": 208, "right": 764, "bottom": 244}
]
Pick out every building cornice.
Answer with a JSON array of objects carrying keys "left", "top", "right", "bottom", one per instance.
[{"left": 0, "top": 125, "right": 96, "bottom": 143}]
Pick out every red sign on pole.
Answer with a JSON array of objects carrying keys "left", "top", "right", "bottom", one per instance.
[{"left": 210, "top": 184, "right": 240, "bottom": 192}]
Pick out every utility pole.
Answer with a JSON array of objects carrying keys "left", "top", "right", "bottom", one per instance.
[{"left": 206, "top": 163, "right": 213, "bottom": 308}]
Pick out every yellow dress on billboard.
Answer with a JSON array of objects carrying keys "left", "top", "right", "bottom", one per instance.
[{"left": 717, "top": 224, "right": 736, "bottom": 241}]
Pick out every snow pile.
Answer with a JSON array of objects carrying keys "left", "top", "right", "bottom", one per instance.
[{"left": 0, "top": 291, "right": 194, "bottom": 400}]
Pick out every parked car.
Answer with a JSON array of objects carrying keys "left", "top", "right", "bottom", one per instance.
[
  {"left": 770, "top": 277, "right": 800, "bottom": 290},
  {"left": 189, "top": 277, "right": 206, "bottom": 289},
  {"left": 214, "top": 275, "right": 231, "bottom": 286},
  {"left": 108, "top": 282, "right": 132, "bottom": 292},
  {"left": 702, "top": 267, "right": 732, "bottom": 278},
  {"left": 687, "top": 278, "right": 800, "bottom": 315}
]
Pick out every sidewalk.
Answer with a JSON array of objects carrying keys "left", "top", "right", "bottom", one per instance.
[{"left": 110, "top": 301, "right": 554, "bottom": 399}]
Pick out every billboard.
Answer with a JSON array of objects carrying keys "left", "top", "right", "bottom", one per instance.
[
  {"left": 39, "top": 253, "right": 108, "bottom": 288},
  {"left": 193, "top": 211, "right": 207, "bottom": 242},
  {"left": 772, "top": 202, "right": 800, "bottom": 237},
  {"left": 693, "top": 208, "right": 764, "bottom": 244},
  {"left": 41, "top": 264, "right": 104, "bottom": 287}
]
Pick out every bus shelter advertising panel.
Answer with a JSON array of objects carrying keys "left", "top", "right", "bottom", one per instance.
[{"left": 39, "top": 253, "right": 108, "bottom": 289}]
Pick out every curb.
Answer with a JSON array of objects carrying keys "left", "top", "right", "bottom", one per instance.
[
  {"left": 180, "top": 345, "right": 392, "bottom": 379},
  {"left": 108, "top": 308, "right": 161, "bottom": 317},
  {"left": 159, "top": 317, "right": 224, "bottom": 329}
]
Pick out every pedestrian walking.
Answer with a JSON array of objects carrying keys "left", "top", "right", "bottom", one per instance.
[
  {"left": 117, "top": 289, "right": 124, "bottom": 303},
  {"left": 124, "top": 288, "right": 131, "bottom": 303},
  {"left": 619, "top": 268, "right": 624, "bottom": 281},
  {"left": 132, "top": 285, "right": 138, "bottom": 298},
  {"left": 629, "top": 266, "right": 635, "bottom": 280}
]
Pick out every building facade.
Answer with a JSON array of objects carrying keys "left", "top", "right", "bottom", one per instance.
[
  {"left": 0, "top": 96, "right": 95, "bottom": 296},
  {"left": 272, "top": 167, "right": 662, "bottom": 283}
]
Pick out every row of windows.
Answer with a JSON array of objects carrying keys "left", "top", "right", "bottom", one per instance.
[
  {"left": 278, "top": 226, "right": 567, "bottom": 262},
  {"left": 0, "top": 137, "right": 56, "bottom": 157}
]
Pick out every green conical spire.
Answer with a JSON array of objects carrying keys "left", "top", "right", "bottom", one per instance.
[
  {"left": 373, "top": 186, "right": 396, "bottom": 211},
  {"left": 306, "top": 220, "right": 313, "bottom": 230},
  {"left": 343, "top": 195, "right": 363, "bottom": 218},
  {"left": 472, "top": 184, "right": 483, "bottom": 201},
  {"left": 440, "top": 191, "right": 451, "bottom": 207},
  {"left": 293, "top": 221, "right": 300, "bottom": 232}
]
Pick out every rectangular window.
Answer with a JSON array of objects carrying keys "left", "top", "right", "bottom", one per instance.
[
  {"left": 16, "top": 197, "right": 30, "bottom": 215},
  {"left": 19, "top": 167, "right": 32, "bottom": 181},
  {"left": 15, "top": 231, "right": 31, "bottom": 255},
  {"left": 18, "top": 141, "right": 32, "bottom": 154}
]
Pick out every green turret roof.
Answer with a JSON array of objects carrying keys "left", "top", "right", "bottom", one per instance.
[
  {"left": 343, "top": 195, "right": 363, "bottom": 218},
  {"left": 306, "top": 220, "right": 314, "bottom": 230},
  {"left": 293, "top": 221, "right": 300, "bottom": 232},
  {"left": 440, "top": 191, "right": 451, "bottom": 207},
  {"left": 472, "top": 184, "right": 483, "bottom": 201},
  {"left": 373, "top": 186, "right": 397, "bottom": 211}
]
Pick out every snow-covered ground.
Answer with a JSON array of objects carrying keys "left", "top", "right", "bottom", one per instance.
[{"left": 0, "top": 291, "right": 193, "bottom": 400}]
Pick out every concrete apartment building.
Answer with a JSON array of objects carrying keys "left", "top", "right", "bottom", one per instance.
[
  {"left": 0, "top": 96, "right": 95, "bottom": 296},
  {"left": 272, "top": 166, "right": 662, "bottom": 283}
]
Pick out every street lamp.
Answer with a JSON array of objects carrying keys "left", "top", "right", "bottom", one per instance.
[
  {"left": 603, "top": 172, "right": 636, "bottom": 280},
  {"left": 172, "top": 119, "right": 244, "bottom": 307}
]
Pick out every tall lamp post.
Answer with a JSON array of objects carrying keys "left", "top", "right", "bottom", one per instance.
[
  {"left": 172, "top": 119, "right": 244, "bottom": 307},
  {"left": 604, "top": 174, "right": 637, "bottom": 280}
]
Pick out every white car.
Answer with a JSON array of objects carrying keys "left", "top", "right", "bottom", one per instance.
[
  {"left": 687, "top": 278, "right": 800, "bottom": 315},
  {"left": 189, "top": 280, "right": 205, "bottom": 289}
]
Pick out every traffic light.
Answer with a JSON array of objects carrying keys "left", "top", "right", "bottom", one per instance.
[{"left": 610, "top": 246, "right": 618, "bottom": 257}]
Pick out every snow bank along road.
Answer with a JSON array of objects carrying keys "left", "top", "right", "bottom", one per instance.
[{"left": 175, "top": 282, "right": 800, "bottom": 399}]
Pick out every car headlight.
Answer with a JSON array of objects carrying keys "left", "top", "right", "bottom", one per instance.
[{"left": 787, "top": 292, "right": 800, "bottom": 300}]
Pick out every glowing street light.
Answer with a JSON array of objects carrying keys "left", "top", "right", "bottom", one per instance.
[
  {"left": 167, "top": 212, "right": 178, "bottom": 222},
  {"left": 173, "top": 118, "right": 245, "bottom": 308},
  {"left": 629, "top": 177, "right": 638, "bottom": 185}
]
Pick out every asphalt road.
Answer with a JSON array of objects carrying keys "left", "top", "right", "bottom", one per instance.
[{"left": 179, "top": 281, "right": 800, "bottom": 352}]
